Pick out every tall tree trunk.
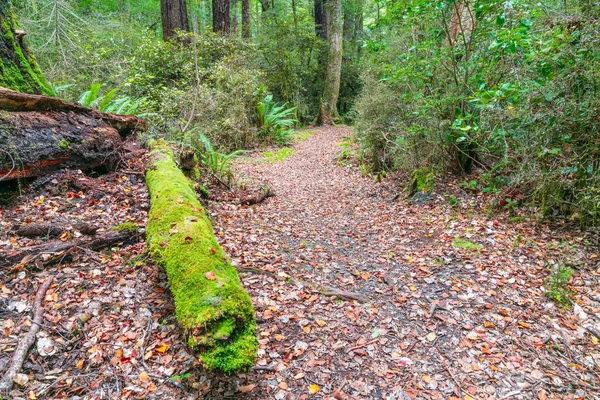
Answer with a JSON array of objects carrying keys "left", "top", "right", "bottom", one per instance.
[
  {"left": 314, "top": 0, "right": 327, "bottom": 39},
  {"left": 242, "top": 0, "right": 251, "bottom": 38},
  {"left": 319, "top": 0, "right": 342, "bottom": 123},
  {"left": 213, "top": 0, "right": 231, "bottom": 34},
  {"left": 160, "top": 0, "right": 190, "bottom": 41},
  {"left": 0, "top": 0, "right": 51, "bottom": 95}
]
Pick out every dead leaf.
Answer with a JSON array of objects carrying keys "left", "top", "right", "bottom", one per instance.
[
  {"left": 205, "top": 271, "right": 217, "bottom": 280},
  {"left": 139, "top": 370, "right": 151, "bottom": 383},
  {"left": 239, "top": 384, "right": 256, "bottom": 393},
  {"left": 426, "top": 332, "right": 437, "bottom": 342},
  {"left": 156, "top": 343, "right": 169, "bottom": 353},
  {"left": 308, "top": 384, "right": 320, "bottom": 394}
]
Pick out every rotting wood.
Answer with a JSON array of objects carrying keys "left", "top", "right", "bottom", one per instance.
[
  {"left": 0, "top": 87, "right": 145, "bottom": 181},
  {"left": 0, "top": 276, "right": 53, "bottom": 392},
  {"left": 239, "top": 183, "right": 274, "bottom": 205},
  {"left": 15, "top": 222, "right": 97, "bottom": 237}
]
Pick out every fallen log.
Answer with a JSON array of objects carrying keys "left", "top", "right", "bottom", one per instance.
[
  {"left": 0, "top": 87, "right": 145, "bottom": 181},
  {"left": 145, "top": 141, "right": 257, "bottom": 374},
  {"left": 0, "top": 226, "right": 139, "bottom": 268},
  {"left": 239, "top": 183, "right": 274, "bottom": 205}
]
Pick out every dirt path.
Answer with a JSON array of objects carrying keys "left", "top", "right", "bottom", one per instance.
[{"left": 210, "top": 126, "right": 600, "bottom": 399}]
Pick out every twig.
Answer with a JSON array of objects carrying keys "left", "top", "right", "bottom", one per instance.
[
  {"left": 0, "top": 149, "right": 15, "bottom": 181},
  {"left": 0, "top": 276, "right": 54, "bottom": 392},
  {"left": 252, "top": 366, "right": 275, "bottom": 372},
  {"left": 346, "top": 338, "right": 378, "bottom": 354}
]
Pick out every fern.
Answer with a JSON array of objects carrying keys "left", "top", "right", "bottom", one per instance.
[
  {"left": 196, "top": 134, "right": 248, "bottom": 183},
  {"left": 257, "top": 94, "right": 297, "bottom": 143}
]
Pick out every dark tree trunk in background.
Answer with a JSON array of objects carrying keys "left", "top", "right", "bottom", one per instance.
[
  {"left": 160, "top": 0, "right": 190, "bottom": 41},
  {"left": 314, "top": 0, "right": 327, "bottom": 39},
  {"left": 0, "top": 0, "right": 51, "bottom": 95},
  {"left": 260, "top": 0, "right": 270, "bottom": 20},
  {"left": 242, "top": 0, "right": 251, "bottom": 38},
  {"left": 213, "top": 0, "right": 231, "bottom": 34}
]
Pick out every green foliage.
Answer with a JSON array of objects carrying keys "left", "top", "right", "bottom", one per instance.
[
  {"left": 409, "top": 168, "right": 434, "bottom": 195},
  {"left": 263, "top": 147, "right": 294, "bottom": 163},
  {"left": 256, "top": 94, "right": 297, "bottom": 145},
  {"left": 77, "top": 84, "right": 144, "bottom": 115},
  {"left": 545, "top": 264, "right": 575, "bottom": 307},
  {"left": 195, "top": 133, "right": 248, "bottom": 183},
  {"left": 355, "top": 0, "right": 600, "bottom": 225},
  {"left": 452, "top": 238, "right": 483, "bottom": 250}
]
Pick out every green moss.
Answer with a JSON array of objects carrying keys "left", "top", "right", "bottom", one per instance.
[
  {"left": 452, "top": 237, "right": 483, "bottom": 250},
  {"left": 0, "top": 2, "right": 52, "bottom": 95},
  {"left": 58, "top": 139, "right": 69, "bottom": 149},
  {"left": 409, "top": 168, "right": 435, "bottom": 196},
  {"left": 145, "top": 141, "right": 257, "bottom": 374},
  {"left": 111, "top": 222, "right": 138, "bottom": 232}
]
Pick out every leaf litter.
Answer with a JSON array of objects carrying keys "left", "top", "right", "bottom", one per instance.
[{"left": 0, "top": 128, "right": 598, "bottom": 399}]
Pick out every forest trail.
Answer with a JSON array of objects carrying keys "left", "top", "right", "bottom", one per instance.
[{"left": 210, "top": 126, "right": 600, "bottom": 399}]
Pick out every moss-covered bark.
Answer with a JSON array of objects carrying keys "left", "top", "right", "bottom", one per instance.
[
  {"left": 0, "top": 0, "right": 51, "bottom": 95},
  {"left": 145, "top": 141, "right": 257, "bottom": 374}
]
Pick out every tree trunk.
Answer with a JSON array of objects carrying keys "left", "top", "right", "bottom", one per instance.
[
  {"left": 213, "top": 0, "right": 231, "bottom": 34},
  {"left": 0, "top": 0, "right": 51, "bottom": 95},
  {"left": 319, "top": 0, "right": 342, "bottom": 123},
  {"left": 160, "top": 0, "right": 190, "bottom": 41},
  {"left": 0, "top": 87, "right": 144, "bottom": 181},
  {"left": 314, "top": 0, "right": 327, "bottom": 39},
  {"left": 242, "top": 0, "right": 251, "bottom": 38}
]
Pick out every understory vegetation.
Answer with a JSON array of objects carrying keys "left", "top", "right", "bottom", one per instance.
[
  {"left": 11, "top": 0, "right": 600, "bottom": 226},
  {"left": 354, "top": 0, "right": 600, "bottom": 225}
]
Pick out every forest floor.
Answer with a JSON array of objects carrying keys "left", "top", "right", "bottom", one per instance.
[{"left": 1, "top": 126, "right": 600, "bottom": 400}]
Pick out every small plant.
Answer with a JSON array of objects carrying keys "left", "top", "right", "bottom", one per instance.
[
  {"left": 460, "top": 180, "right": 479, "bottom": 193},
  {"left": 545, "top": 264, "right": 575, "bottom": 308},
  {"left": 197, "top": 134, "right": 248, "bottom": 183},
  {"left": 77, "top": 84, "right": 144, "bottom": 115},
  {"left": 256, "top": 94, "right": 297, "bottom": 144},
  {"left": 452, "top": 237, "right": 483, "bottom": 250},
  {"left": 359, "top": 163, "right": 371, "bottom": 176},
  {"left": 504, "top": 198, "right": 519, "bottom": 215},
  {"left": 263, "top": 147, "right": 294, "bottom": 163},
  {"left": 448, "top": 195, "right": 458, "bottom": 207}
]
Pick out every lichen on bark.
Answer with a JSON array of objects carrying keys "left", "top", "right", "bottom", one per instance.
[
  {"left": 145, "top": 141, "right": 257, "bottom": 373},
  {"left": 0, "top": 0, "right": 51, "bottom": 95}
]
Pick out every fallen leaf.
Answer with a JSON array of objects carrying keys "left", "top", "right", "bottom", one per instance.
[
  {"left": 278, "top": 382, "right": 288, "bottom": 390},
  {"left": 239, "top": 384, "right": 256, "bottom": 393},
  {"left": 294, "top": 372, "right": 305, "bottom": 379},
  {"left": 205, "top": 271, "right": 216, "bottom": 280},
  {"left": 484, "top": 321, "right": 494, "bottom": 328},
  {"left": 426, "top": 332, "right": 437, "bottom": 342},
  {"left": 309, "top": 384, "right": 320, "bottom": 394},
  {"left": 139, "top": 370, "right": 151, "bottom": 383},
  {"left": 156, "top": 343, "right": 169, "bottom": 353},
  {"left": 422, "top": 374, "right": 432, "bottom": 383}
]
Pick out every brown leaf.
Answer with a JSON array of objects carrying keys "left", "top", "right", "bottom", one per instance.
[
  {"left": 238, "top": 384, "right": 257, "bottom": 393},
  {"left": 205, "top": 271, "right": 217, "bottom": 280}
]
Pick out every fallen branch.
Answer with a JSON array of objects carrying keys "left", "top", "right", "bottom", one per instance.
[
  {"left": 1, "top": 228, "right": 139, "bottom": 268},
  {"left": 0, "top": 276, "right": 53, "bottom": 392},
  {"left": 15, "top": 222, "right": 97, "bottom": 237},
  {"left": 319, "top": 285, "right": 370, "bottom": 304}
]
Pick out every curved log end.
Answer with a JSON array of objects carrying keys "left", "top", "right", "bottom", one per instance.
[{"left": 146, "top": 141, "right": 257, "bottom": 374}]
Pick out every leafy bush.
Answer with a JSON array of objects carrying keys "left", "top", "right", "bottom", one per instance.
[
  {"left": 127, "top": 31, "right": 262, "bottom": 152},
  {"left": 195, "top": 133, "right": 248, "bottom": 184},
  {"left": 545, "top": 264, "right": 575, "bottom": 307},
  {"left": 355, "top": 0, "right": 600, "bottom": 225}
]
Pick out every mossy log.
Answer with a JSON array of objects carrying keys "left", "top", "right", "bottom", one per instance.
[
  {"left": 145, "top": 141, "right": 257, "bottom": 373},
  {"left": 0, "top": 87, "right": 145, "bottom": 180}
]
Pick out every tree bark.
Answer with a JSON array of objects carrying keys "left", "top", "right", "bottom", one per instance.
[
  {"left": 0, "top": 87, "right": 145, "bottom": 181},
  {"left": 160, "top": 0, "right": 190, "bottom": 41},
  {"left": 242, "top": 0, "right": 251, "bottom": 38},
  {"left": 213, "top": 0, "right": 231, "bottom": 34},
  {"left": 314, "top": 0, "right": 327, "bottom": 39},
  {"left": 319, "top": 0, "right": 342, "bottom": 123},
  {"left": 0, "top": 0, "right": 51, "bottom": 95}
]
